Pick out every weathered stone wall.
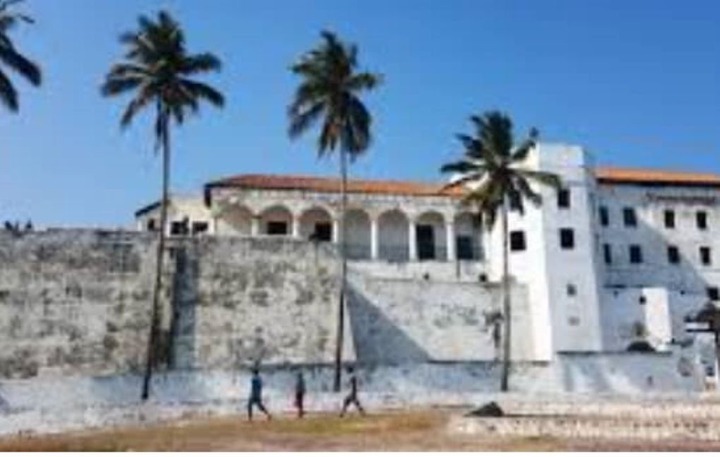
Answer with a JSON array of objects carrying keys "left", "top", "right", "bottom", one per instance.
[{"left": 0, "top": 231, "right": 342, "bottom": 379}]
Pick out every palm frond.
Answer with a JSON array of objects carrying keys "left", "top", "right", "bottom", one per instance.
[
  {"left": 0, "top": 45, "right": 39, "bottom": 85},
  {"left": 289, "top": 100, "right": 325, "bottom": 139},
  {"left": 0, "top": 69, "right": 18, "bottom": 111}
]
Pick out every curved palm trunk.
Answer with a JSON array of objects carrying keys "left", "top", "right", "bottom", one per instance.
[
  {"left": 333, "top": 147, "right": 349, "bottom": 392},
  {"left": 142, "top": 116, "right": 170, "bottom": 401},
  {"left": 500, "top": 201, "right": 511, "bottom": 392}
]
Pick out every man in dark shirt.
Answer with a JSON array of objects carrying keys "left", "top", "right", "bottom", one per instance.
[
  {"left": 294, "top": 370, "right": 306, "bottom": 419},
  {"left": 340, "top": 365, "right": 365, "bottom": 417},
  {"left": 247, "top": 367, "right": 272, "bottom": 421}
]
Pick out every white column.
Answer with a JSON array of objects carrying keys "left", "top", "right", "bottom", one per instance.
[
  {"left": 291, "top": 216, "right": 301, "bottom": 238},
  {"left": 332, "top": 218, "right": 340, "bottom": 243},
  {"left": 251, "top": 216, "right": 261, "bottom": 236},
  {"left": 408, "top": 218, "right": 417, "bottom": 262},
  {"left": 446, "top": 221, "right": 456, "bottom": 262},
  {"left": 370, "top": 217, "right": 379, "bottom": 260}
]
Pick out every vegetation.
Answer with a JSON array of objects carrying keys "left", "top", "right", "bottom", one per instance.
[
  {"left": 287, "top": 30, "right": 382, "bottom": 391},
  {"left": 0, "top": 0, "right": 41, "bottom": 113},
  {"left": 441, "top": 111, "right": 561, "bottom": 391},
  {"left": 101, "top": 10, "right": 224, "bottom": 400}
]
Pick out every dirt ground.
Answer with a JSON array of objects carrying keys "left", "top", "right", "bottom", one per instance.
[{"left": 2, "top": 409, "right": 720, "bottom": 451}]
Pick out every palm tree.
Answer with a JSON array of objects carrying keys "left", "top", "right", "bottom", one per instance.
[
  {"left": 288, "top": 30, "right": 382, "bottom": 391},
  {"left": 441, "top": 111, "right": 560, "bottom": 392},
  {"left": 101, "top": 10, "right": 224, "bottom": 400},
  {"left": 0, "top": 0, "right": 41, "bottom": 113}
]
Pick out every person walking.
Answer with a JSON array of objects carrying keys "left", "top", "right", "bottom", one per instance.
[
  {"left": 247, "top": 367, "right": 272, "bottom": 421},
  {"left": 294, "top": 370, "right": 306, "bottom": 419},
  {"left": 339, "top": 365, "right": 365, "bottom": 417}
]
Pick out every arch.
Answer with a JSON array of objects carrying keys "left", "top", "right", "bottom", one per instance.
[
  {"left": 217, "top": 205, "right": 253, "bottom": 236},
  {"left": 378, "top": 209, "right": 409, "bottom": 262},
  {"left": 344, "top": 208, "right": 371, "bottom": 259},
  {"left": 259, "top": 205, "right": 293, "bottom": 236},
  {"left": 454, "top": 212, "right": 483, "bottom": 261},
  {"left": 299, "top": 206, "right": 334, "bottom": 242},
  {"left": 415, "top": 211, "right": 447, "bottom": 261}
]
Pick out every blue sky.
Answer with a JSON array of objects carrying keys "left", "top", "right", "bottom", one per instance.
[{"left": 2, "top": 0, "right": 719, "bottom": 227}]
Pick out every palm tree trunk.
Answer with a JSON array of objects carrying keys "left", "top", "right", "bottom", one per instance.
[
  {"left": 500, "top": 201, "right": 511, "bottom": 392},
  {"left": 142, "top": 114, "right": 170, "bottom": 401},
  {"left": 333, "top": 147, "right": 349, "bottom": 392}
]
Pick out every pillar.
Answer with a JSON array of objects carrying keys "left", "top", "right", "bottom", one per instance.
[
  {"left": 332, "top": 218, "right": 340, "bottom": 243},
  {"left": 251, "top": 215, "right": 261, "bottom": 236},
  {"left": 408, "top": 218, "right": 417, "bottom": 262},
  {"left": 370, "top": 216, "right": 379, "bottom": 260},
  {"left": 446, "top": 220, "right": 456, "bottom": 262},
  {"left": 292, "top": 216, "right": 301, "bottom": 238}
]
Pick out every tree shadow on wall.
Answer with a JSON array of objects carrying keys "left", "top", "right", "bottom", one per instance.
[{"left": 346, "top": 283, "right": 430, "bottom": 365}]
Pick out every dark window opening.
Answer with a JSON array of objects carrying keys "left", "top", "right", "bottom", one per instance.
[
  {"left": 510, "top": 231, "right": 526, "bottom": 252},
  {"left": 629, "top": 245, "right": 643, "bottom": 264},
  {"left": 708, "top": 287, "right": 720, "bottom": 301},
  {"left": 147, "top": 219, "right": 157, "bottom": 232},
  {"left": 603, "top": 243, "right": 612, "bottom": 265},
  {"left": 599, "top": 206, "right": 609, "bottom": 227},
  {"left": 310, "top": 222, "right": 332, "bottom": 242},
  {"left": 192, "top": 222, "right": 209, "bottom": 235},
  {"left": 170, "top": 221, "right": 188, "bottom": 236},
  {"left": 509, "top": 195, "right": 522, "bottom": 212},
  {"left": 667, "top": 245, "right": 680, "bottom": 265},
  {"left": 664, "top": 210, "right": 675, "bottom": 229},
  {"left": 697, "top": 211, "right": 708, "bottom": 230},
  {"left": 456, "top": 236, "right": 476, "bottom": 260},
  {"left": 567, "top": 284, "right": 577, "bottom": 297},
  {"left": 416, "top": 225, "right": 436, "bottom": 260},
  {"left": 559, "top": 228, "right": 575, "bottom": 249},
  {"left": 623, "top": 208, "right": 637, "bottom": 227},
  {"left": 700, "top": 246, "right": 712, "bottom": 266},
  {"left": 558, "top": 189, "right": 571, "bottom": 209},
  {"left": 267, "top": 221, "right": 288, "bottom": 235}
]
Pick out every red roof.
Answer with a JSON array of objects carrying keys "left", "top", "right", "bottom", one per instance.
[{"left": 595, "top": 167, "right": 720, "bottom": 187}]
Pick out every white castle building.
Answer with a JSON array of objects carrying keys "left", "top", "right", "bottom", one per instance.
[{"left": 135, "top": 144, "right": 720, "bottom": 377}]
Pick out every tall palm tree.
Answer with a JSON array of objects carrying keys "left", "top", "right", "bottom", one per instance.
[
  {"left": 0, "top": 0, "right": 41, "bottom": 113},
  {"left": 441, "top": 111, "right": 560, "bottom": 392},
  {"left": 101, "top": 10, "right": 224, "bottom": 400},
  {"left": 288, "top": 30, "right": 382, "bottom": 391}
]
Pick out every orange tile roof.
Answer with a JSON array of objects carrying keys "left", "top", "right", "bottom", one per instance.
[
  {"left": 206, "top": 174, "right": 465, "bottom": 197},
  {"left": 595, "top": 167, "right": 720, "bottom": 187}
]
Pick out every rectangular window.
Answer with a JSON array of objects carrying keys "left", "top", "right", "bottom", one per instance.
[
  {"left": 510, "top": 231, "right": 526, "bottom": 252},
  {"left": 664, "top": 210, "right": 675, "bottom": 229},
  {"left": 667, "top": 245, "right": 680, "bottom": 265},
  {"left": 170, "top": 221, "right": 188, "bottom": 235},
  {"left": 708, "top": 287, "right": 720, "bottom": 301},
  {"left": 191, "top": 222, "right": 209, "bottom": 235},
  {"left": 629, "top": 245, "right": 643, "bottom": 264},
  {"left": 599, "top": 206, "right": 609, "bottom": 227},
  {"left": 558, "top": 189, "right": 571, "bottom": 209},
  {"left": 312, "top": 223, "right": 332, "bottom": 242},
  {"left": 509, "top": 196, "right": 522, "bottom": 212},
  {"left": 559, "top": 228, "right": 575, "bottom": 250},
  {"left": 267, "top": 221, "right": 288, "bottom": 235},
  {"left": 697, "top": 211, "right": 708, "bottom": 230},
  {"left": 623, "top": 208, "right": 637, "bottom": 227},
  {"left": 603, "top": 243, "right": 612, "bottom": 265},
  {"left": 456, "top": 236, "right": 475, "bottom": 260},
  {"left": 147, "top": 219, "right": 157, "bottom": 232},
  {"left": 700, "top": 246, "right": 712, "bottom": 266}
]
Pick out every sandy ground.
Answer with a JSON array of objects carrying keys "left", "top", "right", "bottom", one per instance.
[{"left": 2, "top": 409, "right": 720, "bottom": 451}]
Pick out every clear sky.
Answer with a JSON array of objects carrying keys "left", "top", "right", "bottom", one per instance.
[{"left": 2, "top": 0, "right": 719, "bottom": 228}]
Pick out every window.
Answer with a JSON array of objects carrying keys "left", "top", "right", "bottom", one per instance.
[
  {"left": 629, "top": 245, "right": 643, "bottom": 264},
  {"left": 664, "top": 210, "right": 675, "bottom": 229},
  {"left": 603, "top": 243, "right": 612, "bottom": 265},
  {"left": 313, "top": 223, "right": 332, "bottom": 242},
  {"left": 700, "top": 246, "right": 712, "bottom": 266},
  {"left": 456, "top": 236, "right": 476, "bottom": 260},
  {"left": 708, "top": 287, "right": 720, "bottom": 301},
  {"left": 267, "top": 221, "right": 288, "bottom": 235},
  {"left": 191, "top": 222, "right": 209, "bottom": 235},
  {"left": 567, "top": 284, "right": 577, "bottom": 297},
  {"left": 146, "top": 219, "right": 157, "bottom": 232},
  {"left": 510, "top": 231, "right": 526, "bottom": 252},
  {"left": 558, "top": 189, "right": 571, "bottom": 209},
  {"left": 599, "top": 206, "right": 609, "bottom": 227},
  {"left": 623, "top": 208, "right": 637, "bottom": 227},
  {"left": 170, "top": 221, "right": 188, "bottom": 235},
  {"left": 667, "top": 245, "right": 680, "bottom": 265},
  {"left": 509, "top": 196, "right": 522, "bottom": 212},
  {"left": 697, "top": 211, "right": 708, "bottom": 230},
  {"left": 559, "top": 228, "right": 575, "bottom": 250}
]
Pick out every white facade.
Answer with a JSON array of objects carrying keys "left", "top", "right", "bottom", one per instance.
[{"left": 134, "top": 143, "right": 720, "bottom": 369}]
